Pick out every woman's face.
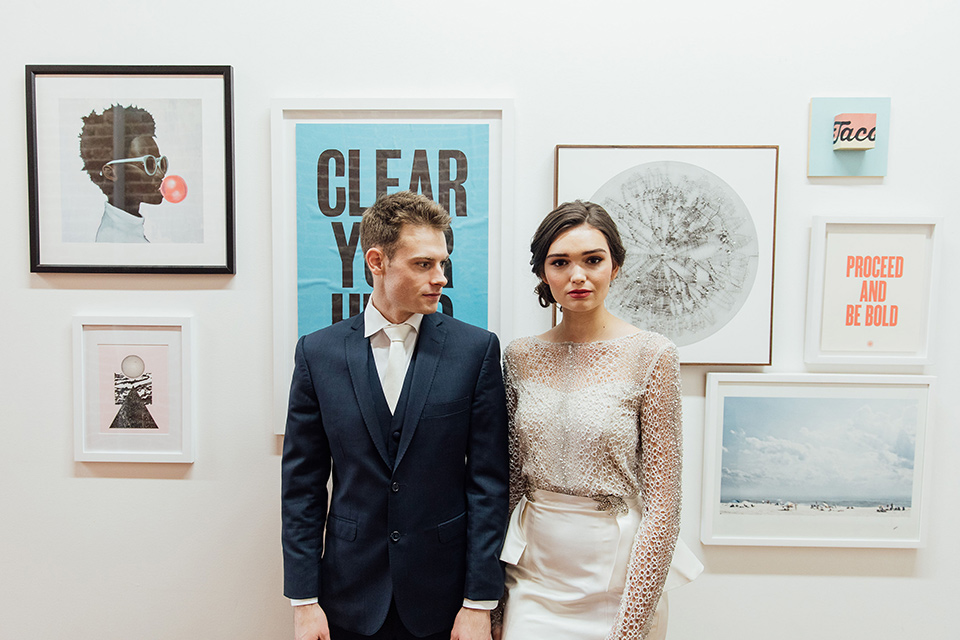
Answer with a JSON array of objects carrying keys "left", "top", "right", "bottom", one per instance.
[{"left": 542, "top": 223, "right": 619, "bottom": 312}]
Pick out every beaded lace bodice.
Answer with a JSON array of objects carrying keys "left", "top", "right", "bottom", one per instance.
[{"left": 503, "top": 331, "right": 682, "bottom": 640}]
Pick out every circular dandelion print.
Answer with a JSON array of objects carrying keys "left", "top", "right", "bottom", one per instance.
[{"left": 591, "top": 161, "right": 759, "bottom": 346}]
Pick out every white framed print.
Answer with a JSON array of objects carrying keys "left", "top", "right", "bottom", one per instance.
[
  {"left": 805, "top": 217, "right": 940, "bottom": 365},
  {"left": 73, "top": 316, "right": 193, "bottom": 462},
  {"left": 701, "top": 373, "right": 934, "bottom": 548},
  {"left": 270, "top": 99, "right": 514, "bottom": 433},
  {"left": 555, "top": 145, "right": 778, "bottom": 365}
]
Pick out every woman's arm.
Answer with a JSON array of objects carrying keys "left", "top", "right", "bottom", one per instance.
[{"left": 607, "top": 343, "right": 683, "bottom": 639}]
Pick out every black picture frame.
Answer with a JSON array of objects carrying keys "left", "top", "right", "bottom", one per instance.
[{"left": 26, "top": 65, "right": 235, "bottom": 274}]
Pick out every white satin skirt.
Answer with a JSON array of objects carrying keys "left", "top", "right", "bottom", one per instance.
[{"left": 499, "top": 490, "right": 703, "bottom": 640}]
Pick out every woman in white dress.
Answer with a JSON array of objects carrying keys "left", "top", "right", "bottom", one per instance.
[{"left": 495, "top": 201, "right": 701, "bottom": 640}]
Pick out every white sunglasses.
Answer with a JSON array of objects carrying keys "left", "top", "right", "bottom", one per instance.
[{"left": 101, "top": 154, "right": 168, "bottom": 176}]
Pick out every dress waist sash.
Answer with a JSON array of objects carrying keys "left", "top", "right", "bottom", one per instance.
[
  {"left": 500, "top": 489, "right": 703, "bottom": 591},
  {"left": 500, "top": 489, "right": 640, "bottom": 565}
]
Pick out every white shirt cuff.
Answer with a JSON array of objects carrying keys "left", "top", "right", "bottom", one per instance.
[
  {"left": 462, "top": 598, "right": 498, "bottom": 610},
  {"left": 292, "top": 597, "right": 495, "bottom": 609}
]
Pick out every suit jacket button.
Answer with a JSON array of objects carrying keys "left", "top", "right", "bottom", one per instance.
[
  {"left": 392, "top": 430, "right": 401, "bottom": 442},
  {"left": 391, "top": 482, "right": 400, "bottom": 493},
  {"left": 390, "top": 530, "right": 401, "bottom": 542}
]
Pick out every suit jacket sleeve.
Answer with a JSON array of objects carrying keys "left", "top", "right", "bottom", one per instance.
[
  {"left": 281, "top": 335, "right": 332, "bottom": 599},
  {"left": 463, "top": 332, "right": 510, "bottom": 601}
]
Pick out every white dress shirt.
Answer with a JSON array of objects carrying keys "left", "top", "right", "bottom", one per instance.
[{"left": 363, "top": 302, "right": 423, "bottom": 387}]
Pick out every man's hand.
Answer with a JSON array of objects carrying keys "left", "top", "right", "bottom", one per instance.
[
  {"left": 450, "top": 607, "right": 491, "bottom": 640},
  {"left": 294, "top": 603, "right": 330, "bottom": 640}
]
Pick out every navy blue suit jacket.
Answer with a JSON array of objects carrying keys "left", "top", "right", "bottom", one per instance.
[{"left": 281, "top": 311, "right": 509, "bottom": 636}]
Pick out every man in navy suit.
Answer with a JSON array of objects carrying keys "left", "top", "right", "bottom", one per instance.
[{"left": 282, "top": 191, "right": 509, "bottom": 640}]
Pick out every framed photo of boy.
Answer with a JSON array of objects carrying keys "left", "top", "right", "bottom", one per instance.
[
  {"left": 26, "top": 65, "right": 235, "bottom": 274},
  {"left": 804, "top": 217, "right": 940, "bottom": 365}
]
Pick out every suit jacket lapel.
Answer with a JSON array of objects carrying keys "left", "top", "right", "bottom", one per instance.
[
  {"left": 394, "top": 312, "right": 447, "bottom": 469},
  {"left": 344, "top": 314, "right": 392, "bottom": 468}
]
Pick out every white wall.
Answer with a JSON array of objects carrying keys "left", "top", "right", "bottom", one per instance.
[{"left": 2, "top": 1, "right": 958, "bottom": 638}]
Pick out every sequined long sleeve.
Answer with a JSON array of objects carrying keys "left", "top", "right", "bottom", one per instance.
[
  {"left": 605, "top": 343, "right": 682, "bottom": 640},
  {"left": 492, "top": 357, "right": 523, "bottom": 629},
  {"left": 503, "top": 355, "right": 525, "bottom": 515}
]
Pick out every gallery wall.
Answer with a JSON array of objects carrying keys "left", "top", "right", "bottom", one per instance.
[{"left": 2, "top": 1, "right": 958, "bottom": 638}]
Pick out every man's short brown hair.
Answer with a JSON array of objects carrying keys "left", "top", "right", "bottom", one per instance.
[{"left": 359, "top": 191, "right": 451, "bottom": 257}]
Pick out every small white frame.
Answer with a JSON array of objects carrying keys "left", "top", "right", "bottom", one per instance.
[
  {"left": 73, "top": 316, "right": 193, "bottom": 462},
  {"left": 805, "top": 216, "right": 941, "bottom": 365}
]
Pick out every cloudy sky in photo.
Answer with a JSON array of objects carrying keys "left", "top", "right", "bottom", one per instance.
[{"left": 720, "top": 396, "right": 918, "bottom": 503}]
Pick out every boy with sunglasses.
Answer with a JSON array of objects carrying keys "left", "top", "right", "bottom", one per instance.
[{"left": 79, "top": 104, "right": 167, "bottom": 243}]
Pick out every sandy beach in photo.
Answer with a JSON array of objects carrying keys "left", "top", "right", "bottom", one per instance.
[{"left": 720, "top": 501, "right": 910, "bottom": 517}]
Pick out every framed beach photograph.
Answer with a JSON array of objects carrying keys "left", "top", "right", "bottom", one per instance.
[
  {"left": 26, "top": 65, "right": 235, "bottom": 273},
  {"left": 271, "top": 99, "right": 514, "bottom": 432},
  {"left": 701, "top": 373, "right": 934, "bottom": 548},
  {"left": 805, "top": 217, "right": 940, "bottom": 365},
  {"left": 74, "top": 317, "right": 193, "bottom": 462},
  {"left": 555, "top": 145, "right": 778, "bottom": 365}
]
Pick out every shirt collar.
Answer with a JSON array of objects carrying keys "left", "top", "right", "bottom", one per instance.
[
  {"left": 363, "top": 300, "right": 423, "bottom": 339},
  {"left": 102, "top": 201, "right": 146, "bottom": 229}
]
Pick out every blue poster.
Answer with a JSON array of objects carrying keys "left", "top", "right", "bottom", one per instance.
[{"left": 296, "top": 123, "right": 490, "bottom": 334}]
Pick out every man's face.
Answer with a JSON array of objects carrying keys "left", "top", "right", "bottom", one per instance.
[
  {"left": 369, "top": 224, "right": 449, "bottom": 324},
  {"left": 122, "top": 135, "right": 165, "bottom": 206}
]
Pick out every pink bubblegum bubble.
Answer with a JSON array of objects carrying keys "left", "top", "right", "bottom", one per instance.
[{"left": 160, "top": 175, "right": 188, "bottom": 203}]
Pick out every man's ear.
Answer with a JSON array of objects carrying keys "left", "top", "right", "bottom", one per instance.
[
  {"left": 101, "top": 164, "right": 118, "bottom": 182},
  {"left": 365, "top": 247, "right": 386, "bottom": 276}
]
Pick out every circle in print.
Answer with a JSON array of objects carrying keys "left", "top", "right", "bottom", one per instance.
[
  {"left": 591, "top": 161, "right": 759, "bottom": 346},
  {"left": 121, "top": 354, "right": 145, "bottom": 379}
]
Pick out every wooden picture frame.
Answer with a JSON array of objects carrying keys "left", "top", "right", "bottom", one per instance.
[{"left": 555, "top": 145, "right": 778, "bottom": 365}]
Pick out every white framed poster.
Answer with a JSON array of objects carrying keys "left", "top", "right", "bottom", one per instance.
[
  {"left": 556, "top": 145, "right": 778, "bottom": 365},
  {"left": 702, "top": 373, "right": 934, "bottom": 548},
  {"left": 805, "top": 217, "right": 940, "bottom": 364},
  {"left": 271, "top": 99, "right": 514, "bottom": 432},
  {"left": 73, "top": 317, "right": 193, "bottom": 462}
]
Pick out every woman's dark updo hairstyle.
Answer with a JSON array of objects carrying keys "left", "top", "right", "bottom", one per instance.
[{"left": 530, "top": 200, "right": 627, "bottom": 308}]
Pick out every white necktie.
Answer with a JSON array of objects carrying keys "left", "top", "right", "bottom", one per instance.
[{"left": 382, "top": 323, "right": 413, "bottom": 414}]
